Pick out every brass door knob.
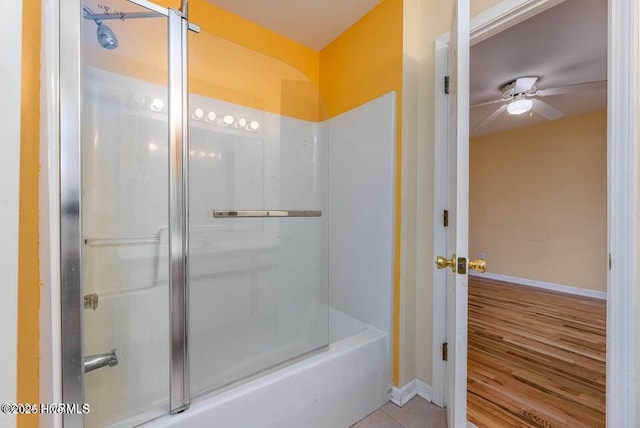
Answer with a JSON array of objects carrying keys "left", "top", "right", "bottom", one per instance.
[
  {"left": 436, "top": 254, "right": 456, "bottom": 272},
  {"left": 468, "top": 259, "right": 486, "bottom": 273}
]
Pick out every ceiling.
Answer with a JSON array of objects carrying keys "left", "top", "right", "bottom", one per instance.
[
  {"left": 470, "top": 0, "right": 607, "bottom": 137},
  {"left": 205, "top": 0, "right": 381, "bottom": 50}
]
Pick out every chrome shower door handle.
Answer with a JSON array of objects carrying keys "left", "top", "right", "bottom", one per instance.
[{"left": 213, "top": 210, "right": 322, "bottom": 218}]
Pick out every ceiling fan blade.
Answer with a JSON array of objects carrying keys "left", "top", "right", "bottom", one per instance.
[
  {"left": 515, "top": 77, "right": 538, "bottom": 93},
  {"left": 532, "top": 99, "right": 564, "bottom": 120},
  {"left": 471, "top": 98, "right": 508, "bottom": 109},
  {"left": 474, "top": 104, "right": 508, "bottom": 129},
  {"left": 536, "top": 80, "right": 607, "bottom": 97}
]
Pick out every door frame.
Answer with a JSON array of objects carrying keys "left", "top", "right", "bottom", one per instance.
[{"left": 431, "top": 0, "right": 638, "bottom": 425}]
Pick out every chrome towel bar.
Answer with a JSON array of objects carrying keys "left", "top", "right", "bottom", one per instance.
[
  {"left": 213, "top": 210, "right": 322, "bottom": 218},
  {"left": 84, "top": 236, "right": 160, "bottom": 247}
]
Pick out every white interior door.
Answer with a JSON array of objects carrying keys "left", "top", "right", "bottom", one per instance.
[{"left": 439, "top": 0, "right": 470, "bottom": 426}]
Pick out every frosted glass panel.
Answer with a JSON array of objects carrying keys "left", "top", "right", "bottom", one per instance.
[
  {"left": 81, "top": 1, "right": 169, "bottom": 425},
  {"left": 187, "top": 61, "right": 329, "bottom": 394}
]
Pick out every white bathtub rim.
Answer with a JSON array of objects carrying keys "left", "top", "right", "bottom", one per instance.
[
  {"left": 190, "top": 327, "right": 385, "bottom": 407},
  {"left": 140, "top": 326, "right": 387, "bottom": 427}
]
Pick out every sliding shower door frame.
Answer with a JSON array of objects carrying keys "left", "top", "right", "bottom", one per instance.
[
  {"left": 59, "top": 0, "right": 84, "bottom": 425},
  {"left": 59, "top": 0, "right": 198, "bottom": 424},
  {"left": 167, "top": 7, "right": 190, "bottom": 414}
]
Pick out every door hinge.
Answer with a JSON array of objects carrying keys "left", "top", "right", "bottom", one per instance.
[
  {"left": 443, "top": 209, "right": 449, "bottom": 227},
  {"left": 442, "top": 342, "right": 448, "bottom": 361},
  {"left": 609, "top": 253, "right": 612, "bottom": 270},
  {"left": 444, "top": 75, "right": 450, "bottom": 94}
]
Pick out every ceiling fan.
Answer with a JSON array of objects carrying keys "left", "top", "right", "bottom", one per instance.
[{"left": 472, "top": 76, "right": 606, "bottom": 129}]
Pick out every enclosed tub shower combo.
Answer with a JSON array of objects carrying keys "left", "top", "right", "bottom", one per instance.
[{"left": 60, "top": 0, "right": 395, "bottom": 426}]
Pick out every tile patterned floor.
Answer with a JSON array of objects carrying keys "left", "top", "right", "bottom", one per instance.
[{"left": 351, "top": 397, "right": 447, "bottom": 428}]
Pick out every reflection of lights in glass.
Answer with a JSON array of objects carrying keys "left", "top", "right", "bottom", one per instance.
[
  {"left": 209, "top": 152, "right": 216, "bottom": 158},
  {"left": 199, "top": 151, "right": 206, "bottom": 157},
  {"left": 133, "top": 95, "right": 145, "bottom": 107},
  {"left": 182, "top": 108, "right": 262, "bottom": 131},
  {"left": 217, "top": 153, "right": 222, "bottom": 159},
  {"left": 150, "top": 98, "right": 164, "bottom": 112},
  {"left": 193, "top": 108, "right": 204, "bottom": 119},
  {"left": 148, "top": 143, "right": 158, "bottom": 151},
  {"left": 189, "top": 150, "right": 196, "bottom": 156}
]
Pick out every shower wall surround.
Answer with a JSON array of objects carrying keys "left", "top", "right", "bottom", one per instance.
[
  {"left": 328, "top": 91, "right": 395, "bottom": 337},
  {"left": 145, "top": 91, "right": 396, "bottom": 428},
  {"left": 81, "top": 65, "right": 393, "bottom": 426}
]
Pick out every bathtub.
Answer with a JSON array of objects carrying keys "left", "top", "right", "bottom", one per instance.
[{"left": 142, "top": 308, "right": 390, "bottom": 428}]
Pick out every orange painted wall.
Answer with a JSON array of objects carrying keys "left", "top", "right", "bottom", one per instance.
[
  {"left": 17, "top": 0, "right": 41, "bottom": 426},
  {"left": 153, "top": 0, "right": 318, "bottom": 86},
  {"left": 319, "top": 0, "right": 403, "bottom": 118},
  {"left": 189, "top": 0, "right": 319, "bottom": 87},
  {"left": 319, "top": 0, "right": 404, "bottom": 385},
  {"left": 188, "top": 0, "right": 320, "bottom": 121}
]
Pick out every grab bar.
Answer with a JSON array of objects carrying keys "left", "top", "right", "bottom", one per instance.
[
  {"left": 84, "top": 349, "right": 118, "bottom": 373},
  {"left": 213, "top": 210, "right": 322, "bottom": 218},
  {"left": 84, "top": 236, "right": 160, "bottom": 247}
]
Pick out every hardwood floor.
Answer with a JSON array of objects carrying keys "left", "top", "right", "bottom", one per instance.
[{"left": 467, "top": 276, "right": 606, "bottom": 428}]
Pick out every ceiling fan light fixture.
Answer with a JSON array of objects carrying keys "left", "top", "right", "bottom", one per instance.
[{"left": 507, "top": 98, "right": 533, "bottom": 115}]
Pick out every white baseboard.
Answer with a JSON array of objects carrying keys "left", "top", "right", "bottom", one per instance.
[
  {"left": 390, "top": 378, "right": 433, "bottom": 407},
  {"left": 415, "top": 379, "right": 432, "bottom": 402},
  {"left": 469, "top": 271, "right": 607, "bottom": 300},
  {"left": 391, "top": 379, "right": 477, "bottom": 427}
]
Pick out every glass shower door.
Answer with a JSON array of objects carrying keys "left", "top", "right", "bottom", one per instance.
[
  {"left": 70, "top": 0, "right": 328, "bottom": 422},
  {"left": 187, "top": 30, "right": 330, "bottom": 395},
  {"left": 80, "top": 0, "right": 170, "bottom": 425}
]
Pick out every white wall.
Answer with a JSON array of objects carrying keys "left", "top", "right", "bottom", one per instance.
[
  {"left": 0, "top": 1, "right": 22, "bottom": 427},
  {"left": 327, "top": 92, "right": 395, "bottom": 338}
]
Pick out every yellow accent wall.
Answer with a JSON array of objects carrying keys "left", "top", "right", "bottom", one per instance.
[
  {"left": 470, "top": 111, "right": 607, "bottom": 291},
  {"left": 319, "top": 0, "right": 404, "bottom": 385},
  {"left": 18, "top": 0, "right": 41, "bottom": 426},
  {"left": 319, "top": 0, "right": 403, "bottom": 118},
  {"left": 187, "top": 0, "right": 322, "bottom": 121},
  {"left": 189, "top": 0, "right": 319, "bottom": 87}
]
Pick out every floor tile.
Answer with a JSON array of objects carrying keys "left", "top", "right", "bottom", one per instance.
[
  {"left": 380, "top": 397, "right": 447, "bottom": 428},
  {"left": 351, "top": 409, "right": 405, "bottom": 428}
]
